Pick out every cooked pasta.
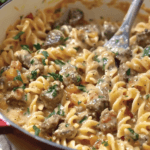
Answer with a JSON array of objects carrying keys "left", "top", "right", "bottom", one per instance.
[{"left": 1, "top": 2, "right": 150, "bottom": 150}]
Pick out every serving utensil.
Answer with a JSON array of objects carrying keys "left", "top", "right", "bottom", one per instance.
[{"left": 104, "top": 0, "right": 144, "bottom": 53}]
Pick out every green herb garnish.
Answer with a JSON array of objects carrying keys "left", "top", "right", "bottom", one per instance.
[
  {"left": 78, "top": 101, "right": 82, "bottom": 105},
  {"left": 128, "top": 128, "right": 139, "bottom": 141},
  {"left": 33, "top": 43, "right": 41, "bottom": 50},
  {"left": 30, "top": 59, "right": 34, "bottom": 65},
  {"left": 55, "top": 25, "right": 60, "bottom": 30},
  {"left": 42, "top": 51, "right": 49, "bottom": 59},
  {"left": 21, "top": 45, "right": 32, "bottom": 53},
  {"left": 14, "top": 70, "right": 23, "bottom": 83},
  {"left": 57, "top": 104, "right": 65, "bottom": 116},
  {"left": 33, "top": 125, "right": 40, "bottom": 136},
  {"left": 31, "top": 70, "right": 37, "bottom": 80},
  {"left": 13, "top": 84, "right": 26, "bottom": 91},
  {"left": 99, "top": 96, "right": 104, "bottom": 98},
  {"left": 66, "top": 74, "right": 70, "bottom": 77},
  {"left": 42, "top": 58, "right": 46, "bottom": 66},
  {"left": 126, "top": 68, "right": 130, "bottom": 76},
  {"left": 79, "top": 116, "right": 87, "bottom": 124},
  {"left": 77, "top": 76, "right": 81, "bottom": 82},
  {"left": 0, "top": 68, "right": 4, "bottom": 76},
  {"left": 25, "top": 94, "right": 27, "bottom": 101},
  {"left": 24, "top": 107, "right": 30, "bottom": 115},
  {"left": 93, "top": 55, "right": 100, "bottom": 62},
  {"left": 13, "top": 31, "right": 24, "bottom": 40},
  {"left": 115, "top": 39, "right": 119, "bottom": 43},
  {"left": 54, "top": 59, "right": 65, "bottom": 66},
  {"left": 47, "top": 110, "right": 55, "bottom": 118},
  {"left": 65, "top": 124, "right": 69, "bottom": 127},
  {"left": 47, "top": 84, "right": 58, "bottom": 97},
  {"left": 102, "top": 141, "right": 109, "bottom": 147},
  {"left": 142, "top": 46, "right": 150, "bottom": 57},
  {"left": 146, "top": 94, "right": 150, "bottom": 100},
  {"left": 78, "top": 85, "right": 86, "bottom": 92},
  {"left": 73, "top": 47, "right": 79, "bottom": 51},
  {"left": 0, "top": 0, "right": 7, "bottom": 3},
  {"left": 49, "top": 73, "right": 63, "bottom": 82},
  {"left": 59, "top": 46, "right": 64, "bottom": 51},
  {"left": 20, "top": 15, "right": 23, "bottom": 20},
  {"left": 102, "top": 58, "right": 107, "bottom": 70}
]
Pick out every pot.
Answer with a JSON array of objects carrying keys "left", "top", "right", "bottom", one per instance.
[{"left": 0, "top": 0, "right": 150, "bottom": 150}]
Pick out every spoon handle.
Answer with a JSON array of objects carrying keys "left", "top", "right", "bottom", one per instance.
[{"left": 120, "top": 0, "right": 144, "bottom": 32}]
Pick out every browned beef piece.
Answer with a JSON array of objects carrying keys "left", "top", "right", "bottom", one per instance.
[
  {"left": 54, "top": 123, "right": 77, "bottom": 139},
  {"left": 136, "top": 29, "right": 150, "bottom": 48},
  {"left": 69, "top": 8, "right": 84, "bottom": 26},
  {"left": 14, "top": 50, "right": 32, "bottom": 69},
  {"left": 59, "top": 63, "right": 81, "bottom": 86},
  {"left": 29, "top": 58, "right": 44, "bottom": 73},
  {"left": 118, "top": 64, "right": 137, "bottom": 82},
  {"left": 42, "top": 30, "right": 65, "bottom": 49},
  {"left": 53, "top": 8, "right": 84, "bottom": 28},
  {"left": 41, "top": 115, "right": 63, "bottom": 134},
  {"left": 99, "top": 108, "right": 117, "bottom": 133},
  {"left": 40, "top": 81, "right": 64, "bottom": 110},
  {"left": 102, "top": 21, "right": 118, "bottom": 40},
  {"left": 6, "top": 90, "right": 26, "bottom": 107},
  {"left": 86, "top": 98, "right": 110, "bottom": 119},
  {"left": 77, "top": 24, "right": 101, "bottom": 41}
]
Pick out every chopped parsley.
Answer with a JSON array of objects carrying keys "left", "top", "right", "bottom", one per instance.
[
  {"left": 21, "top": 45, "right": 32, "bottom": 53},
  {"left": 64, "top": 37, "right": 69, "bottom": 41},
  {"left": 30, "top": 59, "right": 34, "bottom": 65},
  {"left": 65, "top": 124, "right": 69, "bottom": 127},
  {"left": 13, "top": 31, "right": 24, "bottom": 40},
  {"left": 55, "top": 25, "right": 60, "bottom": 30},
  {"left": 47, "top": 110, "right": 55, "bottom": 118},
  {"left": 42, "top": 51, "right": 49, "bottom": 59},
  {"left": 78, "top": 85, "right": 86, "bottom": 92},
  {"left": 13, "top": 70, "right": 23, "bottom": 83},
  {"left": 73, "top": 47, "right": 79, "bottom": 51},
  {"left": 115, "top": 39, "right": 119, "bottom": 43},
  {"left": 102, "top": 58, "right": 107, "bottom": 70},
  {"left": 65, "top": 74, "right": 70, "bottom": 77},
  {"left": 10, "top": 46, "right": 13, "bottom": 49},
  {"left": 24, "top": 107, "right": 30, "bottom": 115},
  {"left": 57, "top": 104, "right": 65, "bottom": 116},
  {"left": 92, "top": 147, "right": 97, "bottom": 150},
  {"left": 47, "top": 84, "right": 58, "bottom": 97},
  {"left": 0, "top": 68, "right": 4, "bottom": 76},
  {"left": 54, "top": 8, "right": 61, "bottom": 14},
  {"left": 146, "top": 94, "right": 150, "bottom": 100},
  {"left": 128, "top": 128, "right": 139, "bottom": 141},
  {"left": 77, "top": 76, "right": 81, "bottom": 82},
  {"left": 99, "top": 96, "right": 104, "bottom": 98},
  {"left": 126, "top": 68, "right": 130, "bottom": 76},
  {"left": 49, "top": 139, "right": 52, "bottom": 141},
  {"left": 59, "top": 46, "right": 64, "bottom": 51},
  {"left": 93, "top": 55, "right": 100, "bottom": 62},
  {"left": 100, "top": 16, "right": 104, "bottom": 19},
  {"left": 25, "top": 94, "right": 27, "bottom": 101},
  {"left": 54, "top": 59, "right": 65, "bottom": 66},
  {"left": 13, "top": 84, "right": 26, "bottom": 91},
  {"left": 49, "top": 73, "right": 63, "bottom": 82},
  {"left": 102, "top": 141, "right": 109, "bottom": 147},
  {"left": 31, "top": 70, "right": 37, "bottom": 80},
  {"left": 79, "top": 116, "right": 87, "bottom": 124},
  {"left": 33, "top": 125, "right": 40, "bottom": 136},
  {"left": 78, "top": 101, "right": 82, "bottom": 105},
  {"left": 142, "top": 46, "right": 150, "bottom": 57},
  {"left": 97, "top": 79, "right": 104, "bottom": 84},
  {"left": 20, "top": 15, "right": 23, "bottom": 20},
  {"left": 42, "top": 58, "right": 46, "bottom": 66},
  {"left": 33, "top": 43, "right": 41, "bottom": 50}
]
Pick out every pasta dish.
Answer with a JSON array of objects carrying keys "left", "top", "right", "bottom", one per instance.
[{"left": 0, "top": 5, "right": 150, "bottom": 150}]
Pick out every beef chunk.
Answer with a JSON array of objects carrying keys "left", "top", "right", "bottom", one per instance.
[
  {"left": 118, "top": 64, "right": 137, "bottom": 82},
  {"left": 86, "top": 98, "right": 110, "bottom": 119},
  {"left": 136, "top": 29, "right": 150, "bottom": 48},
  {"left": 43, "top": 30, "right": 65, "bottom": 49},
  {"left": 77, "top": 24, "right": 101, "bottom": 39},
  {"left": 54, "top": 123, "right": 77, "bottom": 139},
  {"left": 59, "top": 63, "right": 81, "bottom": 86},
  {"left": 69, "top": 8, "right": 84, "bottom": 26},
  {"left": 6, "top": 90, "right": 26, "bottom": 107},
  {"left": 29, "top": 58, "right": 44, "bottom": 73},
  {"left": 40, "top": 81, "right": 64, "bottom": 110},
  {"left": 99, "top": 108, "right": 117, "bottom": 133},
  {"left": 53, "top": 8, "right": 84, "bottom": 28},
  {"left": 41, "top": 115, "right": 63, "bottom": 134},
  {"left": 14, "top": 50, "right": 32, "bottom": 69},
  {"left": 102, "top": 21, "right": 118, "bottom": 40}
]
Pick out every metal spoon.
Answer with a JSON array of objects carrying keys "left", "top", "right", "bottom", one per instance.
[{"left": 104, "top": 0, "right": 144, "bottom": 54}]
